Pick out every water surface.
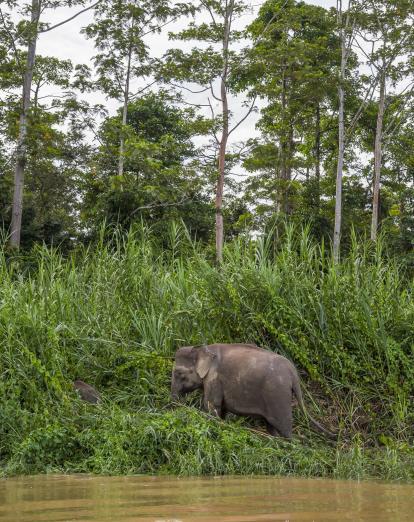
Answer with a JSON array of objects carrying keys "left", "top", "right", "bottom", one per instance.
[{"left": 1, "top": 475, "right": 413, "bottom": 521}]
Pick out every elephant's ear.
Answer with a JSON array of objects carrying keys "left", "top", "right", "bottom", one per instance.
[{"left": 195, "top": 346, "right": 215, "bottom": 379}]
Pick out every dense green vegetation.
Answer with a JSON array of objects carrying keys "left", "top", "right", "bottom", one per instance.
[
  {"left": 1, "top": 0, "right": 413, "bottom": 482},
  {"left": 1, "top": 0, "right": 413, "bottom": 259},
  {"left": 1, "top": 225, "right": 413, "bottom": 480}
]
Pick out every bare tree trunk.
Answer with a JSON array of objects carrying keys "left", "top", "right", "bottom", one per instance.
[
  {"left": 215, "top": 0, "right": 234, "bottom": 263},
  {"left": 286, "top": 122, "right": 294, "bottom": 215},
  {"left": 333, "top": 0, "right": 346, "bottom": 263},
  {"left": 10, "top": 0, "right": 40, "bottom": 248},
  {"left": 215, "top": 80, "right": 228, "bottom": 263},
  {"left": 315, "top": 102, "right": 321, "bottom": 210},
  {"left": 118, "top": 45, "right": 132, "bottom": 177},
  {"left": 278, "top": 66, "right": 288, "bottom": 214},
  {"left": 371, "top": 71, "right": 385, "bottom": 241},
  {"left": 333, "top": 71, "right": 344, "bottom": 263}
]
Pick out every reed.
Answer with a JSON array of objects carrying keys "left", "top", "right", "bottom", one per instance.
[{"left": 1, "top": 223, "right": 413, "bottom": 480}]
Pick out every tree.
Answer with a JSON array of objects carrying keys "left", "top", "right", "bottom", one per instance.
[
  {"left": 0, "top": 0, "right": 99, "bottom": 248},
  {"left": 159, "top": 0, "right": 255, "bottom": 262},
  {"left": 83, "top": 0, "right": 183, "bottom": 179},
  {"left": 355, "top": 0, "right": 414, "bottom": 241},
  {"left": 356, "top": 90, "right": 414, "bottom": 257},
  {"left": 383, "top": 113, "right": 414, "bottom": 259},
  {"left": 9, "top": 0, "right": 41, "bottom": 248},
  {"left": 0, "top": 50, "right": 98, "bottom": 248},
  {"left": 82, "top": 93, "right": 214, "bottom": 241},
  {"left": 244, "top": 0, "right": 340, "bottom": 226}
]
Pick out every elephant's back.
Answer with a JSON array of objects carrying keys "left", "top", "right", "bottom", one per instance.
[
  {"left": 218, "top": 344, "right": 290, "bottom": 374},
  {"left": 216, "top": 344, "right": 291, "bottom": 364}
]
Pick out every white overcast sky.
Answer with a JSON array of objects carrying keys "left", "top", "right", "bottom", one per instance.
[
  {"left": 37, "top": 0, "right": 338, "bottom": 63},
  {"left": 33, "top": 0, "right": 338, "bottom": 151}
]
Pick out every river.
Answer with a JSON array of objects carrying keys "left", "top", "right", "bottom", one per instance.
[{"left": 1, "top": 475, "right": 414, "bottom": 521}]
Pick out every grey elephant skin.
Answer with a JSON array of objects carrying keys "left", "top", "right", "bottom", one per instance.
[{"left": 171, "top": 343, "right": 334, "bottom": 439}]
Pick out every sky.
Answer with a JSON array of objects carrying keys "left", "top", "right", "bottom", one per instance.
[
  {"left": 32, "top": 0, "right": 339, "bottom": 155},
  {"left": 36, "top": 0, "right": 338, "bottom": 65}
]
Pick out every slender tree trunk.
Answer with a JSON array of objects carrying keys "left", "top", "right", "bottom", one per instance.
[
  {"left": 333, "top": 74, "right": 345, "bottom": 263},
  {"left": 118, "top": 45, "right": 132, "bottom": 177},
  {"left": 10, "top": 0, "right": 40, "bottom": 248},
  {"left": 371, "top": 71, "right": 385, "bottom": 241},
  {"left": 216, "top": 79, "right": 228, "bottom": 263},
  {"left": 33, "top": 80, "right": 41, "bottom": 109},
  {"left": 333, "top": 1, "right": 346, "bottom": 263},
  {"left": 215, "top": 0, "right": 234, "bottom": 263},
  {"left": 315, "top": 102, "right": 321, "bottom": 210},
  {"left": 286, "top": 122, "right": 294, "bottom": 215},
  {"left": 278, "top": 66, "right": 288, "bottom": 214}
]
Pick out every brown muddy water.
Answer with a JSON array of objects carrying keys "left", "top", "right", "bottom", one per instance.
[{"left": 1, "top": 475, "right": 414, "bottom": 521}]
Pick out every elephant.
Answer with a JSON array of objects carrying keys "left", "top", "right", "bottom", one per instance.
[
  {"left": 73, "top": 379, "right": 101, "bottom": 404},
  {"left": 171, "top": 343, "right": 334, "bottom": 439}
]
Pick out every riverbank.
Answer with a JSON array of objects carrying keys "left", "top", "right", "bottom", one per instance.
[
  {"left": 1, "top": 225, "right": 413, "bottom": 480},
  {"left": 4, "top": 404, "right": 414, "bottom": 481}
]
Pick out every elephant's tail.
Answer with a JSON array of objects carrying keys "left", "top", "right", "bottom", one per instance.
[{"left": 292, "top": 373, "right": 336, "bottom": 439}]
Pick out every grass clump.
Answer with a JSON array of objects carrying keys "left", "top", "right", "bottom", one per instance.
[{"left": 0, "top": 223, "right": 413, "bottom": 480}]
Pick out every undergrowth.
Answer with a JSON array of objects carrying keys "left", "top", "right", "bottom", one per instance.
[{"left": 0, "top": 223, "right": 413, "bottom": 480}]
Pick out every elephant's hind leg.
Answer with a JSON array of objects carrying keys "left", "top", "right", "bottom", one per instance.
[
  {"left": 265, "top": 421, "right": 292, "bottom": 439},
  {"left": 265, "top": 407, "right": 293, "bottom": 439}
]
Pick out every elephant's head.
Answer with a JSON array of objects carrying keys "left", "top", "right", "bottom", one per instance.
[{"left": 171, "top": 345, "right": 215, "bottom": 400}]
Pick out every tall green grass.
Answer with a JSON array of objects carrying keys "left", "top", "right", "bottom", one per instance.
[{"left": 0, "top": 223, "right": 413, "bottom": 480}]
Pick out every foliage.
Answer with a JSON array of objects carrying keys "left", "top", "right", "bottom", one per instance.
[
  {"left": 0, "top": 49, "right": 97, "bottom": 250},
  {"left": 0, "top": 224, "right": 413, "bottom": 479},
  {"left": 83, "top": 0, "right": 182, "bottom": 101},
  {"left": 1, "top": 0, "right": 412, "bottom": 256},
  {"left": 243, "top": 0, "right": 341, "bottom": 216},
  {"left": 0, "top": 0, "right": 413, "bottom": 482},
  {"left": 82, "top": 93, "right": 214, "bottom": 241}
]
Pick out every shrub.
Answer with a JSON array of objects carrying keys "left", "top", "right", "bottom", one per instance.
[{"left": 1, "top": 223, "right": 413, "bottom": 479}]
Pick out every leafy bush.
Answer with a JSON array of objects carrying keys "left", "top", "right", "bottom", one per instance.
[{"left": 0, "top": 223, "right": 413, "bottom": 479}]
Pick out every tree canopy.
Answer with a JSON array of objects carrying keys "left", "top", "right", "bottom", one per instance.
[{"left": 0, "top": 0, "right": 412, "bottom": 261}]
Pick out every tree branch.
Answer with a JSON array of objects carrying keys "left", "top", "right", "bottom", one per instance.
[
  {"left": 200, "top": 0, "right": 218, "bottom": 29},
  {"left": 39, "top": 1, "right": 101, "bottom": 33},
  {"left": 169, "top": 82, "right": 210, "bottom": 94},
  {"left": 129, "top": 80, "right": 158, "bottom": 99},
  {"left": 345, "top": 73, "right": 380, "bottom": 142},
  {"left": 130, "top": 197, "right": 193, "bottom": 216},
  {"left": 140, "top": 13, "right": 182, "bottom": 38},
  {"left": 228, "top": 95, "right": 257, "bottom": 137},
  {"left": 0, "top": 8, "right": 22, "bottom": 71},
  {"left": 210, "top": 81, "right": 222, "bottom": 102},
  {"left": 207, "top": 97, "right": 219, "bottom": 144},
  {"left": 384, "top": 84, "right": 414, "bottom": 138}
]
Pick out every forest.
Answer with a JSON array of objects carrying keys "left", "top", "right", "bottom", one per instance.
[{"left": 0, "top": 0, "right": 413, "bottom": 479}]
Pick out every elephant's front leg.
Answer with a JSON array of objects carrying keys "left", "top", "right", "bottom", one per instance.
[{"left": 203, "top": 379, "right": 224, "bottom": 419}]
